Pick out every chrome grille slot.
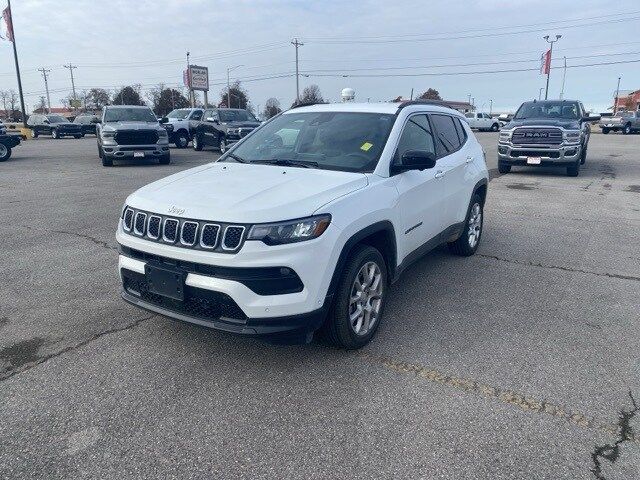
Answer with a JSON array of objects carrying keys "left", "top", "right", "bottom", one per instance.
[
  {"left": 123, "top": 208, "right": 134, "bottom": 231},
  {"left": 223, "top": 226, "right": 245, "bottom": 251},
  {"left": 180, "top": 221, "right": 198, "bottom": 246},
  {"left": 200, "top": 224, "right": 220, "bottom": 249},
  {"left": 163, "top": 218, "right": 179, "bottom": 243},
  {"left": 133, "top": 212, "right": 147, "bottom": 236},
  {"left": 147, "top": 215, "right": 161, "bottom": 239}
]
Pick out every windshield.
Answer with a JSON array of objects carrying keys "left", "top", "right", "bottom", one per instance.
[
  {"left": 47, "top": 115, "right": 69, "bottom": 123},
  {"left": 104, "top": 108, "right": 157, "bottom": 123},
  {"left": 464, "top": 113, "right": 475, "bottom": 118},
  {"left": 222, "top": 111, "right": 395, "bottom": 173},
  {"left": 616, "top": 111, "right": 632, "bottom": 117},
  {"left": 218, "top": 109, "right": 258, "bottom": 123},
  {"left": 167, "top": 109, "right": 191, "bottom": 120},
  {"left": 514, "top": 102, "right": 580, "bottom": 120}
]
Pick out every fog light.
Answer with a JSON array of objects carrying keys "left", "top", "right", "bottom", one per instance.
[{"left": 498, "top": 146, "right": 508, "bottom": 154}]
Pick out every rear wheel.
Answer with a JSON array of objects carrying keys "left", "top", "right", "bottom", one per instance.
[
  {"left": 490, "top": 123, "right": 499, "bottom": 132},
  {"left": 32, "top": 129, "right": 38, "bottom": 138},
  {"left": 623, "top": 123, "right": 632, "bottom": 135},
  {"left": 174, "top": 131, "right": 189, "bottom": 148},
  {"left": 323, "top": 245, "right": 387, "bottom": 349},
  {"left": 0, "top": 143, "right": 11, "bottom": 162},
  {"left": 192, "top": 134, "right": 203, "bottom": 151},
  {"left": 74, "top": 134, "right": 82, "bottom": 139},
  {"left": 498, "top": 161, "right": 511, "bottom": 174},
  {"left": 51, "top": 129, "right": 59, "bottom": 139},
  {"left": 601, "top": 127, "right": 610, "bottom": 134},
  {"left": 448, "top": 194, "right": 483, "bottom": 256},
  {"left": 219, "top": 137, "right": 227, "bottom": 153}
]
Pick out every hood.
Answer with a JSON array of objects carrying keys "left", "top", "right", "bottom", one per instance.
[
  {"left": 600, "top": 116, "right": 626, "bottom": 123},
  {"left": 505, "top": 118, "right": 580, "bottom": 130},
  {"left": 127, "top": 162, "right": 368, "bottom": 223},
  {"left": 103, "top": 121, "right": 162, "bottom": 131}
]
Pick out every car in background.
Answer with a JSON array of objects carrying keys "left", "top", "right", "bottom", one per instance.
[
  {"left": 27, "top": 114, "right": 83, "bottom": 139},
  {"left": 97, "top": 105, "right": 170, "bottom": 167},
  {"left": 0, "top": 132, "right": 20, "bottom": 161},
  {"left": 498, "top": 113, "right": 513, "bottom": 128},
  {"left": 0, "top": 119, "right": 6, "bottom": 135},
  {"left": 464, "top": 112, "right": 500, "bottom": 131},
  {"left": 498, "top": 99, "right": 599, "bottom": 177},
  {"left": 599, "top": 110, "right": 640, "bottom": 134},
  {"left": 161, "top": 108, "right": 204, "bottom": 148},
  {"left": 73, "top": 114, "right": 101, "bottom": 135},
  {"left": 192, "top": 108, "right": 261, "bottom": 153}
]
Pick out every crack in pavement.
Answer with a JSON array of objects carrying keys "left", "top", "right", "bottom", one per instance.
[
  {"left": 476, "top": 253, "right": 640, "bottom": 282},
  {"left": 590, "top": 391, "right": 639, "bottom": 479},
  {"left": 51, "top": 230, "right": 117, "bottom": 251},
  {"left": 358, "top": 352, "right": 638, "bottom": 443},
  {"left": 0, "top": 315, "right": 155, "bottom": 382}
]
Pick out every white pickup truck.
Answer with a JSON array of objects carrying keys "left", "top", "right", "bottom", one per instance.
[{"left": 464, "top": 112, "right": 500, "bottom": 132}]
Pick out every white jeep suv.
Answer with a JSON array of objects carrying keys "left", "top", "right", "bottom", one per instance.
[{"left": 116, "top": 101, "right": 489, "bottom": 348}]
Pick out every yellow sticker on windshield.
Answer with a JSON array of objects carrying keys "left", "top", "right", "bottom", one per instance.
[{"left": 361, "top": 142, "right": 373, "bottom": 152}]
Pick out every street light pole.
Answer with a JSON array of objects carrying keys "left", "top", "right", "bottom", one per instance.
[
  {"left": 543, "top": 34, "right": 562, "bottom": 100},
  {"left": 226, "top": 65, "right": 243, "bottom": 108},
  {"left": 614, "top": 76, "right": 621, "bottom": 115},
  {"left": 489, "top": 99, "right": 493, "bottom": 116},
  {"left": 559, "top": 56, "right": 567, "bottom": 99}
]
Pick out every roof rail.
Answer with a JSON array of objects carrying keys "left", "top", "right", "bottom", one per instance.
[
  {"left": 396, "top": 99, "right": 455, "bottom": 111},
  {"left": 289, "top": 101, "right": 328, "bottom": 110}
]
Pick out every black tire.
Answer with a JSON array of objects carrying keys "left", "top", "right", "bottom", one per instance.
[
  {"left": 623, "top": 123, "right": 632, "bottom": 135},
  {"left": 219, "top": 137, "right": 227, "bottom": 153},
  {"left": 51, "top": 129, "right": 59, "bottom": 139},
  {"left": 32, "top": 129, "right": 38, "bottom": 138},
  {"left": 159, "top": 153, "right": 171, "bottom": 165},
  {"left": 490, "top": 123, "right": 499, "bottom": 132},
  {"left": 566, "top": 161, "right": 580, "bottom": 177},
  {"left": 448, "top": 193, "right": 483, "bottom": 256},
  {"left": 102, "top": 155, "right": 113, "bottom": 167},
  {"left": 74, "top": 134, "right": 82, "bottom": 139},
  {"left": 498, "top": 161, "right": 511, "bottom": 174},
  {"left": 323, "top": 245, "right": 387, "bottom": 349},
  {"left": 580, "top": 145, "right": 587, "bottom": 165},
  {"left": 192, "top": 133, "right": 203, "bottom": 151},
  {"left": 0, "top": 144, "right": 11, "bottom": 162},
  {"left": 174, "top": 131, "right": 189, "bottom": 148},
  {"left": 601, "top": 128, "right": 609, "bottom": 134}
]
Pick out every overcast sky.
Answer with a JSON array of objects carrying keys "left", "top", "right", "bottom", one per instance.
[{"left": 1, "top": 0, "right": 639, "bottom": 114}]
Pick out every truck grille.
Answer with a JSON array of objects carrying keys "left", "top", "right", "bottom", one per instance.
[
  {"left": 512, "top": 128, "right": 562, "bottom": 145},
  {"left": 122, "top": 207, "right": 247, "bottom": 253},
  {"left": 114, "top": 130, "right": 158, "bottom": 145}
]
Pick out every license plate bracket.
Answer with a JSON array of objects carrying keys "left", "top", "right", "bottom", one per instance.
[
  {"left": 145, "top": 264, "right": 186, "bottom": 301},
  {"left": 133, "top": 151, "right": 145, "bottom": 158},
  {"left": 527, "top": 156, "right": 542, "bottom": 165}
]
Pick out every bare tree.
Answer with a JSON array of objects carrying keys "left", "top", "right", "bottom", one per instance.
[
  {"left": 7, "top": 90, "right": 19, "bottom": 121},
  {"left": 0, "top": 90, "right": 8, "bottom": 118},
  {"left": 263, "top": 98, "right": 282, "bottom": 119},
  {"left": 417, "top": 88, "right": 442, "bottom": 100},
  {"left": 36, "top": 96, "right": 47, "bottom": 113},
  {"left": 294, "top": 84, "right": 324, "bottom": 106}
]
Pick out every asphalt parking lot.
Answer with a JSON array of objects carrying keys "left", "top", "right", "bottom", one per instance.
[{"left": 1, "top": 132, "right": 639, "bottom": 479}]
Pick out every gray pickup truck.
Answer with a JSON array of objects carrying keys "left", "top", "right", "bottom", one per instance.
[
  {"left": 97, "top": 105, "right": 170, "bottom": 167},
  {"left": 599, "top": 110, "right": 640, "bottom": 135}
]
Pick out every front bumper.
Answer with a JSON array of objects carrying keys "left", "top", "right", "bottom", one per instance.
[
  {"left": 599, "top": 123, "right": 622, "bottom": 130},
  {"left": 498, "top": 142, "right": 581, "bottom": 166},
  {"left": 103, "top": 142, "right": 170, "bottom": 158}
]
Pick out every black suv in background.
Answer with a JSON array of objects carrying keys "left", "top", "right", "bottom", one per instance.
[
  {"left": 192, "top": 108, "right": 261, "bottom": 153},
  {"left": 497, "top": 100, "right": 599, "bottom": 177},
  {"left": 73, "top": 114, "right": 101, "bottom": 135},
  {"left": 27, "top": 114, "right": 84, "bottom": 139}
]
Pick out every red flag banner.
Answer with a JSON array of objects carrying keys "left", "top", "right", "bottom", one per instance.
[
  {"left": 540, "top": 49, "right": 551, "bottom": 75},
  {"left": 1, "top": 5, "right": 14, "bottom": 42}
]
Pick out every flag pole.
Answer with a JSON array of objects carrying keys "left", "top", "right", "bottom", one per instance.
[{"left": 6, "top": 0, "right": 27, "bottom": 127}]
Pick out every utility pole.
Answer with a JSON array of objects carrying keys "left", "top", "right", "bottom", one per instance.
[
  {"left": 559, "top": 56, "right": 567, "bottom": 99},
  {"left": 38, "top": 67, "right": 52, "bottom": 113},
  {"left": 63, "top": 63, "right": 78, "bottom": 109},
  {"left": 613, "top": 76, "right": 621, "bottom": 115},
  {"left": 226, "top": 64, "right": 243, "bottom": 108},
  {"left": 186, "top": 51, "right": 193, "bottom": 107},
  {"left": 291, "top": 38, "right": 304, "bottom": 104},
  {"left": 6, "top": 0, "right": 28, "bottom": 126},
  {"left": 489, "top": 99, "right": 493, "bottom": 116},
  {"left": 543, "top": 34, "right": 562, "bottom": 100}
]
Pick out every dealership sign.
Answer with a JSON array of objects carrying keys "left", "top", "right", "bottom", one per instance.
[{"left": 184, "top": 65, "right": 209, "bottom": 91}]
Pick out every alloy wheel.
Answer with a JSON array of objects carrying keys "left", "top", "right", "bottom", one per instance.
[
  {"left": 467, "top": 202, "right": 482, "bottom": 248},
  {"left": 220, "top": 139, "right": 226, "bottom": 153},
  {"left": 348, "top": 261, "right": 383, "bottom": 336},
  {"left": 0, "top": 144, "right": 7, "bottom": 159}
]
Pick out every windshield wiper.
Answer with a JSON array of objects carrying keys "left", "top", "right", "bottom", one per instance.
[
  {"left": 251, "top": 159, "right": 319, "bottom": 168},
  {"left": 225, "top": 153, "right": 246, "bottom": 163}
]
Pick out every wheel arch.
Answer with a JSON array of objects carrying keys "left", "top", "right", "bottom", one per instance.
[
  {"left": 472, "top": 178, "right": 488, "bottom": 205},
  {"left": 326, "top": 221, "right": 397, "bottom": 298}
]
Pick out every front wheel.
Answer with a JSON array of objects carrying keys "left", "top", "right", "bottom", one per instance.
[
  {"left": 448, "top": 194, "right": 483, "bottom": 256},
  {"left": 602, "top": 127, "right": 610, "bottom": 134},
  {"left": 0, "top": 143, "right": 11, "bottom": 162},
  {"left": 580, "top": 145, "right": 587, "bottom": 165},
  {"left": 323, "top": 245, "right": 387, "bottom": 349},
  {"left": 498, "top": 161, "right": 511, "bottom": 174},
  {"left": 174, "top": 131, "right": 189, "bottom": 148},
  {"left": 192, "top": 134, "right": 203, "bottom": 151},
  {"left": 102, "top": 155, "right": 113, "bottom": 167},
  {"left": 566, "top": 161, "right": 580, "bottom": 177},
  {"left": 74, "top": 134, "right": 82, "bottom": 139},
  {"left": 219, "top": 137, "right": 227, "bottom": 153},
  {"left": 32, "top": 129, "right": 39, "bottom": 138},
  {"left": 490, "top": 123, "right": 499, "bottom": 132},
  {"left": 159, "top": 153, "right": 171, "bottom": 165},
  {"left": 51, "top": 129, "right": 59, "bottom": 139},
  {"left": 623, "top": 123, "right": 632, "bottom": 135}
]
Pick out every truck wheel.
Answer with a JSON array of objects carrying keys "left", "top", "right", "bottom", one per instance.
[
  {"left": 323, "top": 245, "right": 387, "bottom": 349},
  {"left": 490, "top": 123, "right": 499, "bottom": 132},
  {"left": 623, "top": 123, "right": 632, "bottom": 135},
  {"left": 448, "top": 194, "right": 483, "bottom": 256},
  {"left": 102, "top": 155, "right": 113, "bottom": 167},
  {"left": 159, "top": 153, "right": 171, "bottom": 165},
  {"left": 32, "top": 130, "right": 38, "bottom": 138},
  {"left": 219, "top": 137, "right": 227, "bottom": 153},
  {"left": 0, "top": 144, "right": 11, "bottom": 162},
  {"left": 580, "top": 145, "right": 587, "bottom": 165},
  {"left": 498, "top": 161, "right": 511, "bottom": 174},
  {"left": 74, "top": 134, "right": 82, "bottom": 139},
  {"left": 566, "top": 161, "right": 580, "bottom": 177},
  {"left": 51, "top": 129, "right": 59, "bottom": 139},
  {"left": 192, "top": 134, "right": 203, "bottom": 151},
  {"left": 601, "top": 127, "right": 609, "bottom": 134},
  {"left": 174, "top": 131, "right": 189, "bottom": 148}
]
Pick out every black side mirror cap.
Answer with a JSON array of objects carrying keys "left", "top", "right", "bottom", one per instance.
[
  {"left": 159, "top": 117, "right": 169, "bottom": 124},
  {"left": 394, "top": 150, "right": 437, "bottom": 173}
]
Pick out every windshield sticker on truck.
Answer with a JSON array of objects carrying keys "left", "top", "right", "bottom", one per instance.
[{"left": 360, "top": 142, "right": 373, "bottom": 152}]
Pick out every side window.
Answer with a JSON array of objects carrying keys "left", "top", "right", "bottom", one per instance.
[
  {"left": 203, "top": 110, "right": 213, "bottom": 121},
  {"left": 396, "top": 114, "right": 436, "bottom": 159},
  {"left": 454, "top": 118, "right": 468, "bottom": 145},
  {"left": 191, "top": 110, "right": 203, "bottom": 121},
  {"left": 430, "top": 114, "right": 462, "bottom": 156}
]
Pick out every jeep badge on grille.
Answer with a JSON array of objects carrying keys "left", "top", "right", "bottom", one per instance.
[{"left": 167, "top": 206, "right": 186, "bottom": 215}]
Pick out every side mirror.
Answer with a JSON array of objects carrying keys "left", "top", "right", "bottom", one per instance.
[
  {"left": 394, "top": 150, "right": 437, "bottom": 173},
  {"left": 159, "top": 117, "right": 168, "bottom": 124}
]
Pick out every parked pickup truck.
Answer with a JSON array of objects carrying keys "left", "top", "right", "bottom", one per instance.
[
  {"left": 464, "top": 112, "right": 500, "bottom": 131},
  {"left": 498, "top": 99, "right": 600, "bottom": 177},
  {"left": 192, "top": 108, "right": 261, "bottom": 153},
  {"left": 0, "top": 133, "right": 21, "bottom": 162},
  {"left": 161, "top": 108, "right": 204, "bottom": 148},
  {"left": 599, "top": 110, "right": 640, "bottom": 135}
]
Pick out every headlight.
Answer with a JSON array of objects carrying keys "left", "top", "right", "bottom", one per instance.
[
  {"left": 564, "top": 130, "right": 581, "bottom": 142},
  {"left": 499, "top": 130, "right": 512, "bottom": 142},
  {"left": 101, "top": 131, "right": 115, "bottom": 138},
  {"left": 247, "top": 214, "right": 331, "bottom": 245}
]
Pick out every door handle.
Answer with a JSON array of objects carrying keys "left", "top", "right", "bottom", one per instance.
[
  {"left": 466, "top": 156, "right": 474, "bottom": 164},
  {"left": 435, "top": 170, "right": 445, "bottom": 179}
]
